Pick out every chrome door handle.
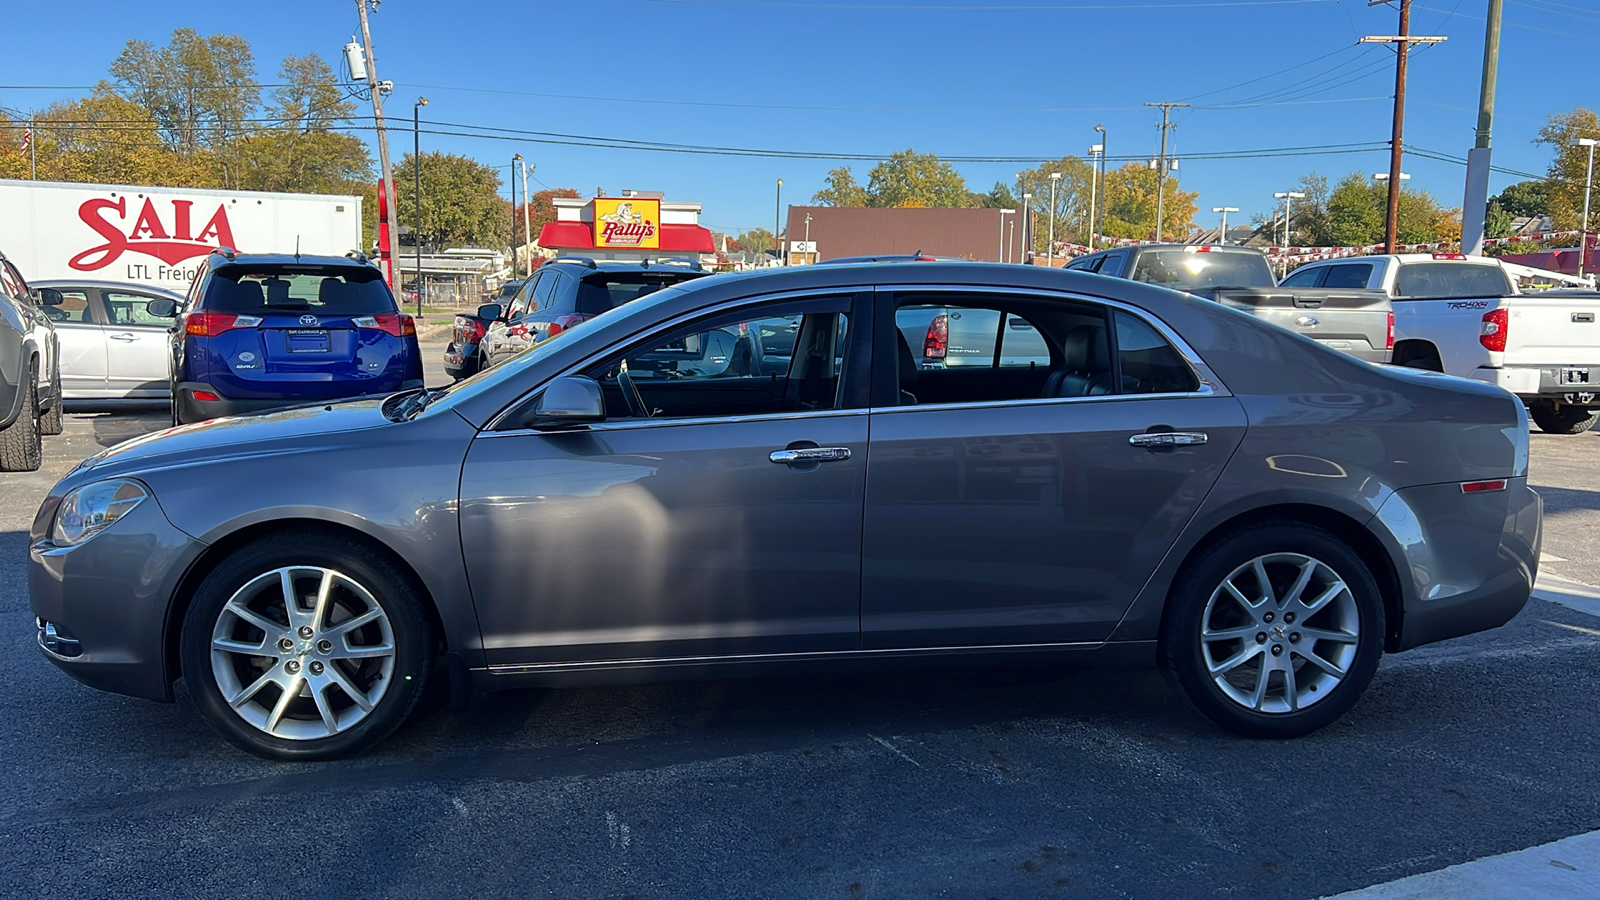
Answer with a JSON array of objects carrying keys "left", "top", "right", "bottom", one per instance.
[
  {"left": 109, "top": 333, "right": 138, "bottom": 342},
  {"left": 1129, "top": 431, "right": 1208, "bottom": 448},
  {"left": 770, "top": 447, "right": 852, "bottom": 464}
]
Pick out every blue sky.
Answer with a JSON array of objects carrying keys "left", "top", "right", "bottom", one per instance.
[{"left": 1, "top": 0, "right": 1594, "bottom": 239}]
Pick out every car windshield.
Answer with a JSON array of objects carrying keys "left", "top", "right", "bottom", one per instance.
[
  {"left": 1128, "top": 250, "right": 1276, "bottom": 290},
  {"left": 205, "top": 266, "right": 396, "bottom": 315}
]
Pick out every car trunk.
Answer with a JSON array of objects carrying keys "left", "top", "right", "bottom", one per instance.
[
  {"left": 210, "top": 312, "right": 401, "bottom": 399},
  {"left": 1501, "top": 290, "right": 1600, "bottom": 366},
  {"left": 1204, "top": 287, "right": 1392, "bottom": 358}
]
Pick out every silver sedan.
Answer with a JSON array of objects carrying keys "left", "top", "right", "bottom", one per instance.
[
  {"left": 33, "top": 279, "right": 180, "bottom": 403},
  {"left": 28, "top": 262, "right": 1540, "bottom": 759}
]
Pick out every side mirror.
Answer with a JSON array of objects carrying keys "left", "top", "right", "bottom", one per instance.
[
  {"left": 528, "top": 375, "right": 606, "bottom": 427},
  {"left": 145, "top": 297, "right": 178, "bottom": 319},
  {"left": 34, "top": 288, "right": 63, "bottom": 307},
  {"left": 476, "top": 303, "right": 504, "bottom": 322}
]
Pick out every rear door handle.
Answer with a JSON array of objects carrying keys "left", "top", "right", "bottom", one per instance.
[
  {"left": 770, "top": 447, "right": 852, "bottom": 464},
  {"left": 108, "top": 333, "right": 138, "bottom": 342},
  {"left": 1129, "top": 432, "right": 1208, "bottom": 448}
]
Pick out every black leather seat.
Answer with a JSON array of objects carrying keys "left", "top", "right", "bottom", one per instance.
[
  {"left": 1042, "top": 325, "right": 1112, "bottom": 397},
  {"left": 897, "top": 331, "right": 919, "bottom": 405}
]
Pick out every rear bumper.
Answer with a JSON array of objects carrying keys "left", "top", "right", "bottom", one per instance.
[
  {"left": 175, "top": 379, "right": 424, "bottom": 423},
  {"left": 1376, "top": 478, "right": 1542, "bottom": 652},
  {"left": 443, "top": 341, "right": 480, "bottom": 379},
  {"left": 1471, "top": 365, "right": 1600, "bottom": 402}
]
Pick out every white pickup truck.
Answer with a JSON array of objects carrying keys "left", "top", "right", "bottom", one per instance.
[{"left": 1284, "top": 253, "right": 1600, "bottom": 433}]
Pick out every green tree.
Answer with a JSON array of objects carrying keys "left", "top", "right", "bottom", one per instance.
[
  {"left": 735, "top": 228, "right": 776, "bottom": 256},
  {"left": 1492, "top": 180, "right": 1551, "bottom": 220},
  {"left": 513, "top": 187, "right": 581, "bottom": 247},
  {"left": 1098, "top": 163, "right": 1198, "bottom": 241},
  {"left": 1536, "top": 108, "right": 1600, "bottom": 231},
  {"left": 1015, "top": 156, "right": 1098, "bottom": 249},
  {"left": 979, "top": 181, "right": 1017, "bottom": 209},
  {"left": 1287, "top": 172, "right": 1332, "bottom": 246},
  {"left": 1326, "top": 174, "right": 1384, "bottom": 246},
  {"left": 864, "top": 149, "right": 971, "bottom": 208},
  {"left": 812, "top": 167, "right": 867, "bottom": 207},
  {"left": 1485, "top": 200, "right": 1514, "bottom": 239},
  {"left": 395, "top": 151, "right": 508, "bottom": 250}
]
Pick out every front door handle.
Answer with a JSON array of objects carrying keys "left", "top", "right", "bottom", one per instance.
[
  {"left": 1129, "top": 431, "right": 1208, "bottom": 448},
  {"left": 109, "top": 333, "right": 138, "bottom": 342},
  {"left": 770, "top": 447, "right": 852, "bottom": 464}
]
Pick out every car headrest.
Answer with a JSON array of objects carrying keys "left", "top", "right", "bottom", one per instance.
[
  {"left": 1062, "top": 325, "right": 1110, "bottom": 372},
  {"left": 897, "top": 330, "right": 919, "bottom": 383},
  {"left": 318, "top": 278, "right": 354, "bottom": 306},
  {"left": 222, "top": 279, "right": 265, "bottom": 311},
  {"left": 263, "top": 278, "right": 291, "bottom": 307}
]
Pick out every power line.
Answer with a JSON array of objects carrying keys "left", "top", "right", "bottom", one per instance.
[
  {"left": 630, "top": 0, "right": 1331, "bottom": 8},
  {"left": 1179, "top": 43, "right": 1361, "bottom": 103}
]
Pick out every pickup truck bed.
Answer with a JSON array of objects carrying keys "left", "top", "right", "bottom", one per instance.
[{"left": 1200, "top": 287, "right": 1392, "bottom": 363}]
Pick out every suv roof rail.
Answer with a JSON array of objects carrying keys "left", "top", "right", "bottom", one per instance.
[
  {"left": 344, "top": 249, "right": 370, "bottom": 263},
  {"left": 551, "top": 255, "right": 598, "bottom": 269},
  {"left": 642, "top": 257, "right": 704, "bottom": 271},
  {"left": 214, "top": 246, "right": 237, "bottom": 261}
]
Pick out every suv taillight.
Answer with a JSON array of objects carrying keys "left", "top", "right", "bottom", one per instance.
[
  {"left": 545, "top": 314, "right": 584, "bottom": 337},
  {"left": 353, "top": 313, "right": 416, "bottom": 337},
  {"left": 454, "top": 315, "right": 486, "bottom": 343},
  {"left": 1386, "top": 310, "right": 1395, "bottom": 350},
  {"left": 1480, "top": 308, "right": 1508, "bottom": 352},
  {"left": 185, "top": 312, "right": 262, "bottom": 336},
  {"left": 924, "top": 314, "right": 948, "bottom": 359}
]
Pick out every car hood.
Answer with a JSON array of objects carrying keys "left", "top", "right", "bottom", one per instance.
[{"left": 73, "top": 397, "right": 398, "bottom": 480}]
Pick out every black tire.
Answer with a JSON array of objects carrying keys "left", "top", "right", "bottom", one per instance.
[
  {"left": 1529, "top": 402, "right": 1598, "bottom": 435},
  {"left": 39, "top": 356, "right": 63, "bottom": 436},
  {"left": 180, "top": 531, "right": 434, "bottom": 760},
  {"left": 0, "top": 369, "right": 42, "bottom": 472},
  {"left": 1159, "top": 521, "right": 1385, "bottom": 739}
]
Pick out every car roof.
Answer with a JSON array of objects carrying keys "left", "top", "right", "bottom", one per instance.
[
  {"left": 543, "top": 257, "right": 706, "bottom": 275},
  {"left": 209, "top": 250, "right": 379, "bottom": 270},
  {"left": 31, "top": 279, "right": 187, "bottom": 300}
]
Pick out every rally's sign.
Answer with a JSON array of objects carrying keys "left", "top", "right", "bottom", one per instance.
[{"left": 593, "top": 197, "right": 660, "bottom": 249}]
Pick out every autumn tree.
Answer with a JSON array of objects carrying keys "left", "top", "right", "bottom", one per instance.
[
  {"left": 1536, "top": 108, "right": 1600, "bottom": 231},
  {"left": 735, "top": 228, "right": 776, "bottom": 256},
  {"left": 239, "top": 54, "right": 370, "bottom": 195},
  {"left": 0, "top": 95, "right": 217, "bottom": 187},
  {"left": 512, "top": 187, "right": 581, "bottom": 247},
  {"left": 1323, "top": 172, "right": 1452, "bottom": 246},
  {"left": 1098, "top": 163, "right": 1198, "bottom": 241},
  {"left": 1014, "top": 156, "right": 1099, "bottom": 249},
  {"left": 812, "top": 167, "right": 868, "bottom": 207},
  {"left": 865, "top": 149, "right": 971, "bottom": 208},
  {"left": 395, "top": 151, "right": 509, "bottom": 250}
]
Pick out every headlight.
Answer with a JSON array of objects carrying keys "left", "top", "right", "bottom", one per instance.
[{"left": 51, "top": 479, "right": 150, "bottom": 546}]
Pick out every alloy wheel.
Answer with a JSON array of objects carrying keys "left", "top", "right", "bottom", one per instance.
[
  {"left": 1199, "top": 552, "right": 1360, "bottom": 714},
  {"left": 208, "top": 566, "right": 396, "bottom": 740}
]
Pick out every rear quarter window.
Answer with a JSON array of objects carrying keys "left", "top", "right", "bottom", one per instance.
[
  {"left": 1115, "top": 312, "right": 1199, "bottom": 394},
  {"left": 204, "top": 268, "right": 397, "bottom": 316}
]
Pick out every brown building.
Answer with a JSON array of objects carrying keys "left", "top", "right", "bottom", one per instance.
[{"left": 784, "top": 206, "right": 1030, "bottom": 264}]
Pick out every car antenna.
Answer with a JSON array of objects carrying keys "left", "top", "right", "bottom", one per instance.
[{"left": 294, "top": 236, "right": 301, "bottom": 261}]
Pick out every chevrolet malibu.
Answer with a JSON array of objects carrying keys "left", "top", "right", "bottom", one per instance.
[{"left": 29, "top": 262, "right": 1540, "bottom": 760}]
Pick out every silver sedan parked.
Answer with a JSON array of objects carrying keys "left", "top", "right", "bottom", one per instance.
[
  {"left": 33, "top": 279, "right": 181, "bottom": 403},
  {"left": 29, "top": 263, "right": 1540, "bottom": 759}
]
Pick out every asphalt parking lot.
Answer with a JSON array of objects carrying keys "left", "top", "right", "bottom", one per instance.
[{"left": 4, "top": 351, "right": 1600, "bottom": 899}]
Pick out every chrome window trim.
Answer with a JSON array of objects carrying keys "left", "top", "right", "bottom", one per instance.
[
  {"left": 884, "top": 283, "right": 1230, "bottom": 397},
  {"left": 483, "top": 407, "right": 867, "bottom": 438},
  {"left": 484, "top": 287, "right": 870, "bottom": 432},
  {"left": 868, "top": 386, "right": 1223, "bottom": 417},
  {"left": 484, "top": 639, "right": 1111, "bottom": 675}
]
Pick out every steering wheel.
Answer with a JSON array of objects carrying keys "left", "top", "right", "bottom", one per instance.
[{"left": 616, "top": 359, "right": 651, "bottom": 418}]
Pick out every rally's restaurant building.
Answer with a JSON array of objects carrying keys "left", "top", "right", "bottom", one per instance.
[{"left": 535, "top": 190, "right": 716, "bottom": 263}]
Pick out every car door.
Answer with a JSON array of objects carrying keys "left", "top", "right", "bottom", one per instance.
[
  {"left": 861, "top": 288, "right": 1249, "bottom": 648},
  {"left": 44, "top": 288, "right": 109, "bottom": 398},
  {"left": 99, "top": 289, "right": 178, "bottom": 398},
  {"left": 481, "top": 280, "right": 533, "bottom": 366},
  {"left": 459, "top": 291, "right": 871, "bottom": 666}
]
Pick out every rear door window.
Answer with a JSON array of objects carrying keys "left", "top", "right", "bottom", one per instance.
[
  {"left": 1280, "top": 266, "right": 1325, "bottom": 288},
  {"left": 1393, "top": 262, "right": 1511, "bottom": 299},
  {"left": 1097, "top": 252, "right": 1128, "bottom": 277},
  {"left": 529, "top": 271, "right": 563, "bottom": 314}
]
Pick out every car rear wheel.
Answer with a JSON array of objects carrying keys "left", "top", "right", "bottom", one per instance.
[
  {"left": 0, "top": 368, "right": 42, "bottom": 472},
  {"left": 180, "top": 533, "right": 433, "bottom": 760},
  {"left": 39, "top": 356, "right": 63, "bottom": 436},
  {"left": 1160, "top": 522, "right": 1383, "bottom": 738},
  {"left": 1529, "top": 401, "right": 1598, "bottom": 435}
]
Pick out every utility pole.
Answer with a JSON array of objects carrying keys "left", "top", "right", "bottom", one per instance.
[
  {"left": 1144, "top": 102, "right": 1188, "bottom": 242},
  {"left": 520, "top": 158, "right": 532, "bottom": 277},
  {"left": 1362, "top": 1, "right": 1446, "bottom": 253},
  {"left": 413, "top": 97, "right": 427, "bottom": 318},
  {"left": 1460, "top": 0, "right": 1503, "bottom": 256},
  {"left": 355, "top": 0, "right": 398, "bottom": 285},
  {"left": 1578, "top": 138, "right": 1597, "bottom": 281},
  {"left": 27, "top": 119, "right": 35, "bottom": 180},
  {"left": 511, "top": 154, "right": 521, "bottom": 277}
]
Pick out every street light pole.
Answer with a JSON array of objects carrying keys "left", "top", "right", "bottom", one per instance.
[
  {"left": 775, "top": 178, "right": 784, "bottom": 266},
  {"left": 412, "top": 97, "right": 427, "bottom": 318},
  {"left": 1211, "top": 206, "right": 1238, "bottom": 244},
  {"left": 1579, "top": 137, "right": 1597, "bottom": 280},
  {"left": 1087, "top": 145, "right": 1103, "bottom": 252},
  {"left": 803, "top": 212, "right": 812, "bottom": 263},
  {"left": 997, "top": 209, "right": 1014, "bottom": 262},
  {"left": 1093, "top": 124, "right": 1107, "bottom": 250},
  {"left": 511, "top": 153, "right": 521, "bottom": 278},
  {"left": 1047, "top": 172, "right": 1062, "bottom": 264},
  {"left": 1273, "top": 191, "right": 1306, "bottom": 247},
  {"left": 1021, "top": 192, "right": 1033, "bottom": 261},
  {"left": 520, "top": 158, "right": 532, "bottom": 277}
]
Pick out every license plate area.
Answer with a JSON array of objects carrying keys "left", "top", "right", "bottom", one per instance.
[
  {"left": 286, "top": 329, "right": 330, "bottom": 353},
  {"left": 1563, "top": 368, "right": 1590, "bottom": 384}
]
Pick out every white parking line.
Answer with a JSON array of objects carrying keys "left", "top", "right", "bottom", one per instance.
[
  {"left": 1320, "top": 829, "right": 1600, "bottom": 898},
  {"left": 1533, "top": 571, "right": 1600, "bottom": 621}
]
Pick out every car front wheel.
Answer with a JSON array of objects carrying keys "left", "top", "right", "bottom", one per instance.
[
  {"left": 1160, "top": 522, "right": 1384, "bottom": 738},
  {"left": 180, "top": 533, "right": 434, "bottom": 760},
  {"left": 0, "top": 368, "right": 42, "bottom": 471}
]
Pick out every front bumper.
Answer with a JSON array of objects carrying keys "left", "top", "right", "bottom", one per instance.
[
  {"left": 1376, "top": 477, "right": 1542, "bottom": 651},
  {"left": 28, "top": 490, "right": 208, "bottom": 702}
]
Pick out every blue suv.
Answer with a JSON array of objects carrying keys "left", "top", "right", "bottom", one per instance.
[{"left": 155, "top": 250, "right": 424, "bottom": 425}]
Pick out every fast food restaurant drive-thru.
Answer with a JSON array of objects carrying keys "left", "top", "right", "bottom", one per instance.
[{"left": 534, "top": 190, "right": 717, "bottom": 263}]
